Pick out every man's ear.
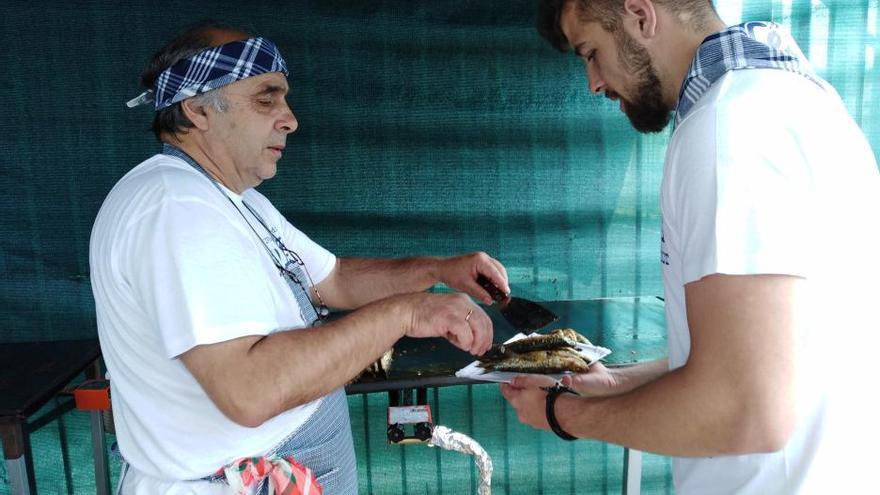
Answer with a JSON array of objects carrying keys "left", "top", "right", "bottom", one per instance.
[
  {"left": 180, "top": 98, "right": 211, "bottom": 131},
  {"left": 623, "top": 0, "right": 657, "bottom": 39}
]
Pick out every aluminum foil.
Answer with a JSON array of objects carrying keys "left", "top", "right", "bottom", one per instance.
[{"left": 428, "top": 425, "right": 493, "bottom": 495}]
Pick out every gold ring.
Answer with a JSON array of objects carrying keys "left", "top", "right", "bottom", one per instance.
[{"left": 465, "top": 308, "right": 473, "bottom": 322}]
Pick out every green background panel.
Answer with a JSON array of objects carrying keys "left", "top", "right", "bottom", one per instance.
[{"left": 4, "top": 0, "right": 877, "bottom": 342}]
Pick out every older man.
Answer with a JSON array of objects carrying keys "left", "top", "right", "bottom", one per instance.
[
  {"left": 91, "top": 23, "right": 506, "bottom": 494},
  {"left": 502, "top": 1, "right": 880, "bottom": 494}
]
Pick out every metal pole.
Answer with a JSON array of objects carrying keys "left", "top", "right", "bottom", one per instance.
[
  {"left": 622, "top": 447, "right": 642, "bottom": 495},
  {"left": 90, "top": 411, "right": 110, "bottom": 495}
]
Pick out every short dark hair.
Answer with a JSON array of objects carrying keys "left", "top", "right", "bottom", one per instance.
[
  {"left": 537, "top": 0, "right": 718, "bottom": 52},
  {"left": 139, "top": 21, "right": 251, "bottom": 140}
]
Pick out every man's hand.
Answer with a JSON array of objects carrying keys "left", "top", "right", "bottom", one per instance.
[
  {"left": 560, "top": 363, "right": 620, "bottom": 397},
  {"left": 434, "top": 252, "right": 509, "bottom": 305},
  {"left": 499, "top": 365, "right": 617, "bottom": 431},
  {"left": 403, "top": 292, "right": 493, "bottom": 356},
  {"left": 500, "top": 374, "right": 558, "bottom": 430},
  {"left": 315, "top": 253, "right": 509, "bottom": 310}
]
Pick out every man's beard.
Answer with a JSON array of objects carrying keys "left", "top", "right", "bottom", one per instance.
[{"left": 615, "top": 31, "right": 672, "bottom": 133}]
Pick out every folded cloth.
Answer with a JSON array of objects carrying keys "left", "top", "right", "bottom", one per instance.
[{"left": 222, "top": 456, "right": 322, "bottom": 495}]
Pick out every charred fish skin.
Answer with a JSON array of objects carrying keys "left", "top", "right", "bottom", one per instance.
[
  {"left": 478, "top": 344, "right": 510, "bottom": 363},
  {"left": 476, "top": 328, "right": 595, "bottom": 373},
  {"left": 481, "top": 349, "right": 591, "bottom": 374},
  {"left": 484, "top": 361, "right": 589, "bottom": 374},
  {"left": 503, "top": 334, "right": 577, "bottom": 353},
  {"left": 479, "top": 329, "right": 591, "bottom": 361},
  {"left": 551, "top": 328, "right": 592, "bottom": 345}
]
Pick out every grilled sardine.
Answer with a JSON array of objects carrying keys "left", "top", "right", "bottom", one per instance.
[
  {"left": 478, "top": 328, "right": 591, "bottom": 363},
  {"left": 482, "top": 349, "right": 591, "bottom": 374}
]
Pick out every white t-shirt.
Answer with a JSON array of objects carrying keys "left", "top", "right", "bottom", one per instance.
[
  {"left": 661, "top": 69, "right": 880, "bottom": 494},
  {"left": 89, "top": 153, "right": 337, "bottom": 483}
]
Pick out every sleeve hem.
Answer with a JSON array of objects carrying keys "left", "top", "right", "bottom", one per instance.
[
  {"left": 165, "top": 320, "right": 280, "bottom": 358},
  {"left": 683, "top": 263, "right": 809, "bottom": 285}
]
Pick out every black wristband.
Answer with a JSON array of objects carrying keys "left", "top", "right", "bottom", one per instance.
[{"left": 545, "top": 383, "right": 578, "bottom": 441}]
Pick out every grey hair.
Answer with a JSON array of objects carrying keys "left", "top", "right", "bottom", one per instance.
[
  {"left": 191, "top": 87, "right": 229, "bottom": 113},
  {"left": 140, "top": 20, "right": 251, "bottom": 140}
]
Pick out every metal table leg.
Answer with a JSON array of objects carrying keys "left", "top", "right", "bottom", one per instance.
[
  {"left": 1, "top": 422, "right": 36, "bottom": 495},
  {"left": 75, "top": 376, "right": 111, "bottom": 495},
  {"left": 6, "top": 456, "right": 32, "bottom": 495},
  {"left": 89, "top": 410, "right": 110, "bottom": 495},
  {"left": 622, "top": 447, "right": 642, "bottom": 495}
]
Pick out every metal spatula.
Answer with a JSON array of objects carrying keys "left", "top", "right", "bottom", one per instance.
[{"left": 476, "top": 274, "right": 559, "bottom": 331}]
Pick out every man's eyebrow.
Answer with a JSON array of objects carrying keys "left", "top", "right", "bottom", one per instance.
[
  {"left": 573, "top": 41, "right": 589, "bottom": 58},
  {"left": 255, "top": 84, "right": 288, "bottom": 96}
]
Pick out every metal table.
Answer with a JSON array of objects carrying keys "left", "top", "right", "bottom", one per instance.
[
  {"left": 0, "top": 339, "right": 106, "bottom": 495},
  {"left": 12, "top": 300, "right": 663, "bottom": 493},
  {"left": 346, "top": 297, "right": 667, "bottom": 495}
]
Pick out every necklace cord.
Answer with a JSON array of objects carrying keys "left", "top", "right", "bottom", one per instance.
[{"left": 164, "top": 145, "right": 328, "bottom": 319}]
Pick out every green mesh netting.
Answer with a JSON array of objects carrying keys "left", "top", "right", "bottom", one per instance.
[
  {"left": 2, "top": 0, "right": 877, "bottom": 341},
  {"left": 0, "top": 386, "right": 674, "bottom": 495}
]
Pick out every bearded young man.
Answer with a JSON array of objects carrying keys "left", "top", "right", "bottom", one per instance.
[
  {"left": 91, "top": 22, "right": 509, "bottom": 494},
  {"left": 502, "top": 1, "right": 880, "bottom": 493}
]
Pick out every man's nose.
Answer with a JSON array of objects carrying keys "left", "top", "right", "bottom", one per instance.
[
  {"left": 586, "top": 66, "right": 606, "bottom": 95},
  {"left": 278, "top": 104, "right": 298, "bottom": 134}
]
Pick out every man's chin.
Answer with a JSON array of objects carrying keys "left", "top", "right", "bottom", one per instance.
[
  {"left": 626, "top": 109, "right": 672, "bottom": 134},
  {"left": 259, "top": 164, "right": 278, "bottom": 181}
]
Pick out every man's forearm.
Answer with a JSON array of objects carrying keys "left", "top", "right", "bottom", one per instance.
[
  {"left": 505, "top": 275, "right": 799, "bottom": 458},
  {"left": 608, "top": 358, "right": 668, "bottom": 394},
  {"left": 254, "top": 297, "right": 409, "bottom": 415},
  {"left": 183, "top": 289, "right": 491, "bottom": 428},
  {"left": 556, "top": 363, "right": 788, "bottom": 457},
  {"left": 182, "top": 295, "right": 411, "bottom": 427},
  {"left": 322, "top": 257, "right": 442, "bottom": 309}
]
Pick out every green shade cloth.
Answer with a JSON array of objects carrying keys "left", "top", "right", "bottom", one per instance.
[{"left": 1, "top": 2, "right": 877, "bottom": 341}]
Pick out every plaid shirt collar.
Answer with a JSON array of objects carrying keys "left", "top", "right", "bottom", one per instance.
[{"left": 674, "top": 21, "right": 824, "bottom": 126}]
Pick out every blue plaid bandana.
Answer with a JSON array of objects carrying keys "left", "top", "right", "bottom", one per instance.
[
  {"left": 126, "top": 37, "right": 288, "bottom": 110},
  {"left": 675, "top": 21, "right": 825, "bottom": 126}
]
